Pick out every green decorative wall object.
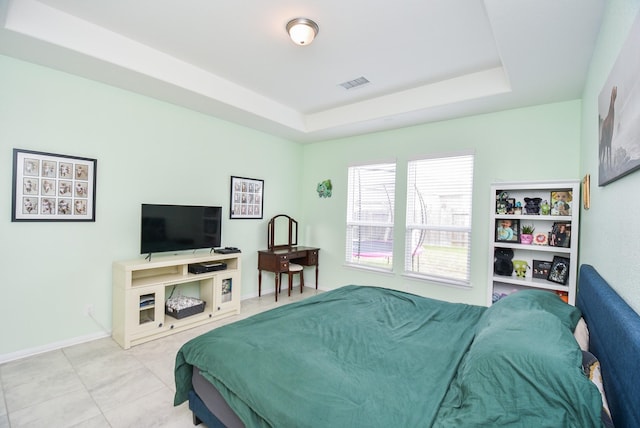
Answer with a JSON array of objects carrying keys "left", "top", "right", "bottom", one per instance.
[{"left": 316, "top": 179, "right": 332, "bottom": 198}]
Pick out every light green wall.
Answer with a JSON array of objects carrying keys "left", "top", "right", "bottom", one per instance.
[
  {"left": 4, "top": 0, "right": 640, "bottom": 358},
  {"left": 579, "top": 0, "right": 640, "bottom": 312},
  {"left": 300, "top": 102, "right": 581, "bottom": 305},
  {"left": 0, "top": 55, "right": 302, "bottom": 356}
]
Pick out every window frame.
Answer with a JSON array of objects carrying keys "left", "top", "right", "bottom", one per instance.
[
  {"left": 403, "top": 151, "right": 475, "bottom": 287},
  {"left": 344, "top": 160, "right": 397, "bottom": 272}
]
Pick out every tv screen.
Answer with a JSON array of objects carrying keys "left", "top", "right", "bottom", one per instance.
[{"left": 141, "top": 204, "right": 222, "bottom": 255}]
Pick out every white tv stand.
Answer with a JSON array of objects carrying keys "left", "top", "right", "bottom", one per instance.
[{"left": 112, "top": 252, "right": 241, "bottom": 349}]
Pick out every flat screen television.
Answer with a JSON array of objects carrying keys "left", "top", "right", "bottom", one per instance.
[{"left": 141, "top": 204, "right": 222, "bottom": 255}]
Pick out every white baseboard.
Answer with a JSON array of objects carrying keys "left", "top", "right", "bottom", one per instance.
[{"left": 0, "top": 331, "right": 110, "bottom": 364}]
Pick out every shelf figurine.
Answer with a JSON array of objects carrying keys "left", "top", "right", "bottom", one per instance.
[{"left": 540, "top": 200, "right": 550, "bottom": 215}]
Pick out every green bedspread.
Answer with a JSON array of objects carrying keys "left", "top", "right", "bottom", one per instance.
[
  {"left": 174, "top": 286, "right": 604, "bottom": 427},
  {"left": 175, "top": 285, "right": 485, "bottom": 427}
]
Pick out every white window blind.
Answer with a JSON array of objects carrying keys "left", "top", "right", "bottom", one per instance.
[
  {"left": 405, "top": 153, "right": 474, "bottom": 285},
  {"left": 345, "top": 162, "right": 396, "bottom": 271}
]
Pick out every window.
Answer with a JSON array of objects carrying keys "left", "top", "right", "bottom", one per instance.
[
  {"left": 345, "top": 161, "right": 396, "bottom": 271},
  {"left": 404, "top": 153, "right": 474, "bottom": 286}
]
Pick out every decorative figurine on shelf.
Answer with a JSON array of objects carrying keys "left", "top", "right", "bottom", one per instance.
[
  {"left": 316, "top": 179, "right": 333, "bottom": 198},
  {"left": 533, "top": 232, "right": 548, "bottom": 245},
  {"left": 494, "top": 248, "right": 514, "bottom": 276},
  {"left": 513, "top": 201, "right": 523, "bottom": 215},
  {"left": 540, "top": 200, "right": 551, "bottom": 216},
  {"left": 513, "top": 260, "right": 530, "bottom": 278},
  {"left": 520, "top": 224, "right": 535, "bottom": 244},
  {"left": 523, "top": 197, "right": 542, "bottom": 214}
]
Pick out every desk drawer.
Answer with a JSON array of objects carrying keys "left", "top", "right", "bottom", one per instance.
[
  {"left": 287, "top": 251, "right": 306, "bottom": 259},
  {"left": 306, "top": 250, "right": 318, "bottom": 265}
]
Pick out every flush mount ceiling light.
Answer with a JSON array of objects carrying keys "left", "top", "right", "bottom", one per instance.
[{"left": 286, "top": 18, "right": 319, "bottom": 46}]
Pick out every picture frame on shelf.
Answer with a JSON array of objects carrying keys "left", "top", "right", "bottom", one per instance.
[
  {"left": 548, "top": 256, "right": 570, "bottom": 285},
  {"left": 229, "top": 176, "right": 264, "bottom": 219},
  {"left": 549, "top": 222, "right": 571, "bottom": 247},
  {"left": 550, "top": 190, "right": 572, "bottom": 216},
  {"left": 11, "top": 148, "right": 97, "bottom": 222},
  {"left": 495, "top": 218, "right": 520, "bottom": 243},
  {"left": 495, "top": 191, "right": 509, "bottom": 214},
  {"left": 532, "top": 260, "right": 552, "bottom": 279}
]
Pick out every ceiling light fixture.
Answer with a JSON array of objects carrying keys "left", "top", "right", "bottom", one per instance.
[{"left": 286, "top": 18, "right": 319, "bottom": 46}]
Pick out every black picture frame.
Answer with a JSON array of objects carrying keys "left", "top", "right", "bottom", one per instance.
[
  {"left": 547, "top": 256, "right": 570, "bottom": 285},
  {"left": 549, "top": 222, "right": 571, "bottom": 247},
  {"left": 229, "top": 176, "right": 263, "bottom": 219},
  {"left": 495, "top": 218, "right": 520, "bottom": 243},
  {"left": 11, "top": 148, "right": 97, "bottom": 222},
  {"left": 532, "top": 260, "right": 552, "bottom": 279}
]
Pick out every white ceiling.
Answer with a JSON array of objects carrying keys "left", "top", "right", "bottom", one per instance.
[{"left": 0, "top": 0, "right": 605, "bottom": 143}]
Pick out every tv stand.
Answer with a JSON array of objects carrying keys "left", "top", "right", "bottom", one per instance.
[{"left": 112, "top": 252, "right": 241, "bottom": 349}]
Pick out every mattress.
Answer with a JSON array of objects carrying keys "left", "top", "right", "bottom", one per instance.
[{"left": 192, "top": 367, "right": 244, "bottom": 428}]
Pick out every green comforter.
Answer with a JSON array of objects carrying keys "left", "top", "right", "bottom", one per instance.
[{"left": 174, "top": 286, "right": 603, "bottom": 427}]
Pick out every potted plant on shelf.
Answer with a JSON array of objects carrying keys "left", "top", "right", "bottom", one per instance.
[{"left": 521, "top": 224, "right": 535, "bottom": 244}]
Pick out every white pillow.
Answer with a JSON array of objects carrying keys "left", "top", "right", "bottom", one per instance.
[{"left": 573, "top": 317, "right": 589, "bottom": 351}]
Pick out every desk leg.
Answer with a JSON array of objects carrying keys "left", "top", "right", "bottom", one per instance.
[
  {"left": 274, "top": 274, "right": 280, "bottom": 302},
  {"left": 258, "top": 269, "right": 262, "bottom": 297},
  {"left": 315, "top": 264, "right": 319, "bottom": 289}
]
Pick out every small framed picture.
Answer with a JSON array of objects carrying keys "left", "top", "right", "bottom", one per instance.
[
  {"left": 532, "top": 260, "right": 552, "bottom": 279},
  {"left": 548, "top": 256, "right": 570, "bottom": 285},
  {"left": 496, "top": 191, "right": 509, "bottom": 214},
  {"left": 549, "top": 222, "right": 571, "bottom": 247},
  {"left": 229, "top": 176, "right": 264, "bottom": 219},
  {"left": 550, "top": 190, "right": 572, "bottom": 216},
  {"left": 495, "top": 218, "right": 520, "bottom": 243}
]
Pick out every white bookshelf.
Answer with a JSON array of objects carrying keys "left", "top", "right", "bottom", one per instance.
[{"left": 488, "top": 180, "right": 580, "bottom": 305}]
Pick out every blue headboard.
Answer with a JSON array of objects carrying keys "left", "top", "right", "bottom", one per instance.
[{"left": 577, "top": 264, "right": 640, "bottom": 428}]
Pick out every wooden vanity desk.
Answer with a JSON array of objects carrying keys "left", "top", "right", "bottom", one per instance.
[
  {"left": 258, "top": 214, "right": 319, "bottom": 301},
  {"left": 257, "top": 246, "right": 320, "bottom": 301}
]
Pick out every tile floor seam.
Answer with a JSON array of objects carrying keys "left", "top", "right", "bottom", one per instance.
[
  {"left": 0, "top": 290, "right": 320, "bottom": 426},
  {"left": 63, "top": 350, "right": 113, "bottom": 428}
]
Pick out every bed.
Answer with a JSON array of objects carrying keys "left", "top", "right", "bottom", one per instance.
[{"left": 174, "top": 264, "right": 640, "bottom": 427}]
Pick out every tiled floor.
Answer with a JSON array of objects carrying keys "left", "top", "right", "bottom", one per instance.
[{"left": 0, "top": 289, "right": 320, "bottom": 428}]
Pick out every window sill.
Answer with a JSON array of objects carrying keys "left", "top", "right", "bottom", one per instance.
[
  {"left": 401, "top": 272, "right": 471, "bottom": 289},
  {"left": 343, "top": 263, "right": 394, "bottom": 275}
]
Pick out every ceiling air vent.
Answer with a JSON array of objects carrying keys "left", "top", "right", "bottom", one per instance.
[{"left": 339, "top": 76, "right": 370, "bottom": 90}]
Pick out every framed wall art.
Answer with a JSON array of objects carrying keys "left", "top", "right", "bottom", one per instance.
[
  {"left": 229, "top": 176, "right": 263, "bottom": 219},
  {"left": 12, "top": 149, "right": 97, "bottom": 222},
  {"left": 582, "top": 174, "right": 591, "bottom": 210},
  {"left": 598, "top": 10, "right": 640, "bottom": 186}
]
